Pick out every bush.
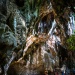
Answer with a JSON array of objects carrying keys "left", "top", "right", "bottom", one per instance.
[{"left": 67, "top": 35, "right": 75, "bottom": 50}]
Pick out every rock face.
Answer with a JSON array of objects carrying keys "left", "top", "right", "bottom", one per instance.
[
  {"left": 0, "top": 0, "right": 75, "bottom": 75},
  {"left": 7, "top": 34, "right": 59, "bottom": 75},
  {"left": 0, "top": 0, "right": 26, "bottom": 74},
  {"left": 7, "top": 1, "right": 26, "bottom": 44}
]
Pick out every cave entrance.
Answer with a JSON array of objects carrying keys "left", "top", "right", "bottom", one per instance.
[{"left": 38, "top": 12, "right": 54, "bottom": 34}]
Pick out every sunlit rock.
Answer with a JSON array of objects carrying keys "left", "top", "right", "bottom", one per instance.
[{"left": 7, "top": 33, "right": 59, "bottom": 75}]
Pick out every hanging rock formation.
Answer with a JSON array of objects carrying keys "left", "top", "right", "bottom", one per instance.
[{"left": 0, "top": 0, "right": 75, "bottom": 75}]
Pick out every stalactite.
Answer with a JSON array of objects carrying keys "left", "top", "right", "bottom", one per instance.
[
  {"left": 70, "top": 12, "right": 75, "bottom": 34},
  {"left": 13, "top": 16, "right": 17, "bottom": 36},
  {"left": 48, "top": 19, "right": 56, "bottom": 35}
]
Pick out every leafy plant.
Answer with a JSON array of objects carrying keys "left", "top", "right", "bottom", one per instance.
[{"left": 67, "top": 35, "right": 75, "bottom": 50}]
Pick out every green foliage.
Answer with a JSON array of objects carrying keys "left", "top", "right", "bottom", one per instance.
[{"left": 67, "top": 35, "right": 75, "bottom": 50}]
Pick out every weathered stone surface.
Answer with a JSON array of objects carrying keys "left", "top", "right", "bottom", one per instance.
[
  {"left": 7, "top": 34, "right": 59, "bottom": 75},
  {"left": 0, "top": 0, "right": 75, "bottom": 75},
  {"left": 0, "top": 0, "right": 26, "bottom": 74},
  {"left": 7, "top": 62, "right": 45, "bottom": 75},
  {"left": 0, "top": 22, "right": 17, "bottom": 46}
]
